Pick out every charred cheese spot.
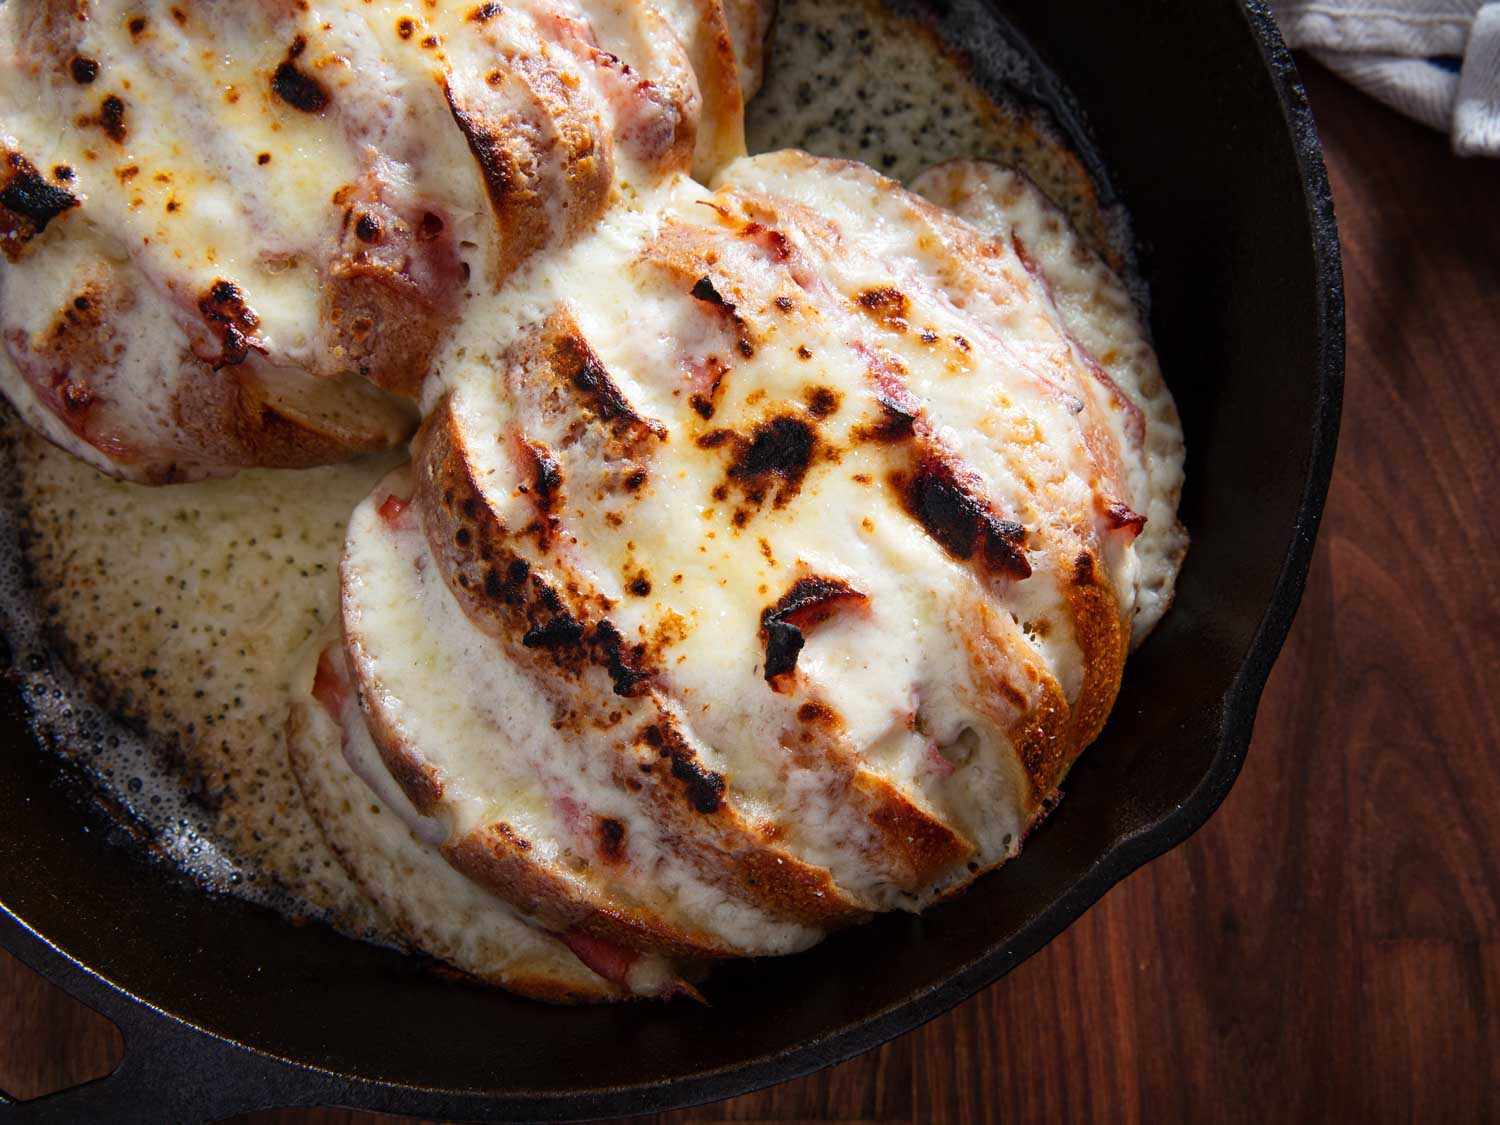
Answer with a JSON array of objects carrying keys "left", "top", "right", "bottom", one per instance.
[
  {"left": 688, "top": 275, "right": 756, "bottom": 359},
  {"left": 896, "top": 457, "right": 1030, "bottom": 580},
  {"left": 555, "top": 333, "right": 664, "bottom": 441},
  {"left": 0, "top": 152, "right": 80, "bottom": 259},
  {"left": 640, "top": 722, "right": 726, "bottom": 814},
  {"left": 760, "top": 577, "right": 868, "bottom": 686},
  {"left": 271, "top": 40, "right": 331, "bottom": 114},
  {"left": 197, "top": 279, "right": 265, "bottom": 368},
  {"left": 70, "top": 57, "right": 100, "bottom": 85},
  {"left": 702, "top": 416, "right": 818, "bottom": 511},
  {"left": 596, "top": 817, "right": 627, "bottom": 863},
  {"left": 804, "top": 386, "right": 840, "bottom": 418},
  {"left": 855, "top": 386, "right": 919, "bottom": 444},
  {"left": 354, "top": 213, "right": 383, "bottom": 243},
  {"left": 98, "top": 95, "right": 128, "bottom": 143},
  {"left": 856, "top": 286, "right": 909, "bottom": 332}
]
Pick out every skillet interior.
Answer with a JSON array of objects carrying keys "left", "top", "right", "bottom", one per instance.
[{"left": 0, "top": 0, "right": 1342, "bottom": 1119}]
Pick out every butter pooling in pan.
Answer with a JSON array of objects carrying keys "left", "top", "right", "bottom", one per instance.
[{"left": 0, "top": 0, "right": 1184, "bottom": 1001}]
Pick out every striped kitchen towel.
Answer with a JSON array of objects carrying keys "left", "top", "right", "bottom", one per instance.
[{"left": 1270, "top": 0, "right": 1500, "bottom": 154}]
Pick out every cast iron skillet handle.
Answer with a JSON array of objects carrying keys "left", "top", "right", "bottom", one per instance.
[{"left": 0, "top": 1001, "right": 345, "bottom": 1123}]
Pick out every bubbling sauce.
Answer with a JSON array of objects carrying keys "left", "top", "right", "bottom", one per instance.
[{"left": 0, "top": 0, "right": 1141, "bottom": 936}]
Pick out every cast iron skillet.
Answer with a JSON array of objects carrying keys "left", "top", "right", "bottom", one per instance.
[{"left": 0, "top": 0, "right": 1343, "bottom": 1119}]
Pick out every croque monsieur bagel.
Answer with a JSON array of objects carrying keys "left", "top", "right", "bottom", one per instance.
[
  {"left": 3, "top": 0, "right": 1185, "bottom": 1001},
  {"left": 0, "top": 0, "right": 768, "bottom": 480}
]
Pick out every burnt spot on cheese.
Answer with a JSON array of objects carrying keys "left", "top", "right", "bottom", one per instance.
[
  {"left": 593, "top": 619, "right": 651, "bottom": 697},
  {"left": 0, "top": 152, "right": 80, "bottom": 259},
  {"left": 98, "top": 95, "right": 128, "bottom": 143},
  {"left": 714, "top": 416, "right": 817, "bottom": 508},
  {"left": 272, "top": 39, "right": 331, "bottom": 114},
  {"left": 895, "top": 457, "right": 1031, "bottom": 580},
  {"left": 856, "top": 286, "right": 909, "bottom": 332},
  {"left": 627, "top": 572, "right": 652, "bottom": 597},
  {"left": 856, "top": 386, "right": 920, "bottom": 444},
  {"left": 550, "top": 329, "right": 666, "bottom": 447},
  {"left": 127, "top": 15, "right": 147, "bottom": 36},
  {"left": 596, "top": 817, "right": 627, "bottom": 863},
  {"left": 640, "top": 722, "right": 726, "bottom": 814},
  {"left": 514, "top": 436, "right": 562, "bottom": 513},
  {"left": 469, "top": 2, "right": 502, "bottom": 21},
  {"left": 52, "top": 165, "right": 75, "bottom": 183},
  {"left": 197, "top": 279, "right": 265, "bottom": 368},
  {"left": 688, "top": 275, "right": 755, "bottom": 359},
  {"left": 70, "top": 57, "right": 100, "bottom": 85},
  {"left": 762, "top": 620, "right": 803, "bottom": 682},
  {"left": 690, "top": 275, "right": 729, "bottom": 308},
  {"left": 485, "top": 563, "right": 650, "bottom": 699},
  {"left": 484, "top": 557, "right": 531, "bottom": 602},
  {"left": 797, "top": 700, "right": 838, "bottom": 727},
  {"left": 741, "top": 220, "right": 792, "bottom": 261},
  {"left": 354, "top": 213, "right": 383, "bottom": 243},
  {"left": 397, "top": 17, "right": 416, "bottom": 38},
  {"left": 766, "top": 576, "right": 868, "bottom": 632},
  {"left": 805, "top": 386, "right": 840, "bottom": 419},
  {"left": 760, "top": 576, "right": 868, "bottom": 687},
  {"left": 521, "top": 606, "right": 586, "bottom": 649},
  {"left": 687, "top": 356, "right": 730, "bottom": 421}
]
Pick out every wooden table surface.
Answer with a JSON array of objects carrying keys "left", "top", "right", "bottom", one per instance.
[{"left": 1, "top": 61, "right": 1496, "bottom": 1123}]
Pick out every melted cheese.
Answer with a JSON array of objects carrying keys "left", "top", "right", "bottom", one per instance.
[{"left": 397, "top": 147, "right": 1174, "bottom": 932}]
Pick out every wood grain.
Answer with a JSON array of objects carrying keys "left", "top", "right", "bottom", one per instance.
[{"left": 1, "top": 61, "right": 1496, "bottom": 1123}]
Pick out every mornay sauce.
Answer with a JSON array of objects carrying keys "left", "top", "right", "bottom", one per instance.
[{"left": 0, "top": 0, "right": 1140, "bottom": 937}]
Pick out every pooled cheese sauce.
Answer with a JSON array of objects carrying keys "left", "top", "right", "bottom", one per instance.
[{"left": 0, "top": 0, "right": 1144, "bottom": 936}]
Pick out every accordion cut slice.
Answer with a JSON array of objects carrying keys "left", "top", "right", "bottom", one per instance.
[
  {"left": 0, "top": 0, "right": 771, "bottom": 480},
  {"left": 340, "top": 467, "right": 828, "bottom": 960},
  {"left": 287, "top": 639, "right": 657, "bottom": 1002}
]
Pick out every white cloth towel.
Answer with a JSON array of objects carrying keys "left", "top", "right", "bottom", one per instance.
[{"left": 1270, "top": 0, "right": 1500, "bottom": 154}]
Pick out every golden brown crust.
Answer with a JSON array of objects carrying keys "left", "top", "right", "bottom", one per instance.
[
  {"left": 624, "top": 717, "right": 873, "bottom": 929},
  {"left": 442, "top": 821, "right": 738, "bottom": 960},
  {"left": 444, "top": 38, "right": 614, "bottom": 287},
  {"left": 658, "top": 0, "right": 748, "bottom": 178},
  {"left": 353, "top": 684, "right": 449, "bottom": 817},
  {"left": 718, "top": 0, "right": 775, "bottom": 98},
  {"left": 322, "top": 264, "right": 446, "bottom": 398},
  {"left": 852, "top": 769, "right": 976, "bottom": 886},
  {"left": 1058, "top": 546, "right": 1128, "bottom": 761},
  {"left": 170, "top": 363, "right": 416, "bottom": 479}
]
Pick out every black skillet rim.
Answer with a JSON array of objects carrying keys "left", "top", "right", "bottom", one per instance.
[{"left": 0, "top": 0, "right": 1344, "bottom": 1118}]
